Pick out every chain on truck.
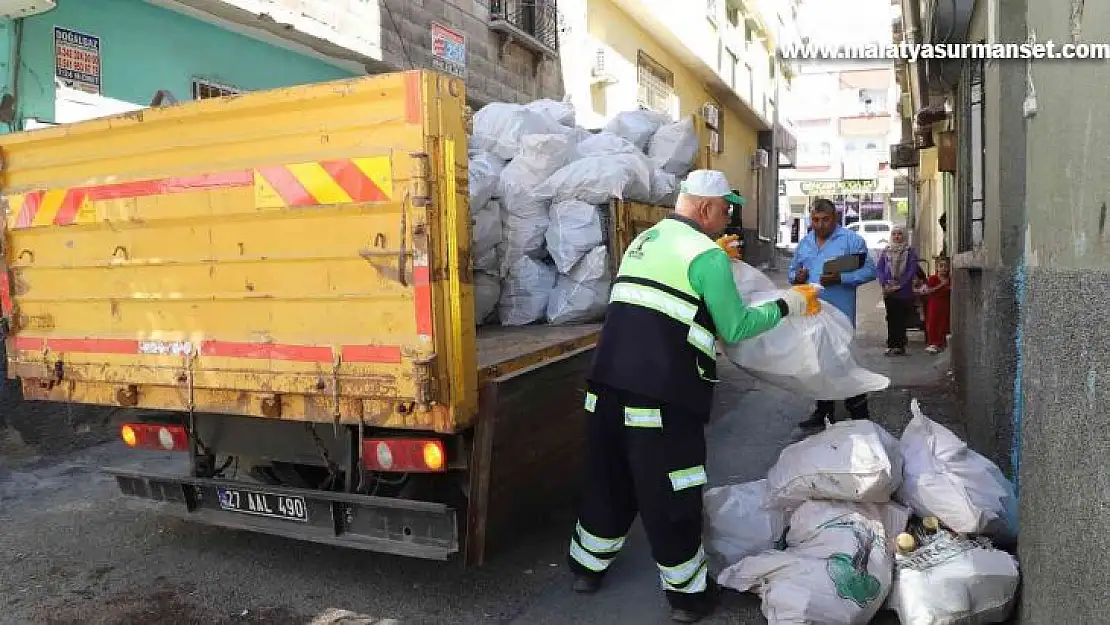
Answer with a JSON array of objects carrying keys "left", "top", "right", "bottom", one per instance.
[{"left": 0, "top": 70, "right": 672, "bottom": 564}]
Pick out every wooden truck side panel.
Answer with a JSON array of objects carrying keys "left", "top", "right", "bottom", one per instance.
[{"left": 0, "top": 71, "right": 478, "bottom": 434}]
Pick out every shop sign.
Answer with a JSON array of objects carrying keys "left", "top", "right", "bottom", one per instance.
[
  {"left": 431, "top": 23, "right": 467, "bottom": 79},
  {"left": 54, "top": 27, "right": 101, "bottom": 95},
  {"left": 798, "top": 179, "right": 881, "bottom": 195}
]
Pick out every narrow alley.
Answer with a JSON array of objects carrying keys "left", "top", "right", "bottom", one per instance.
[{"left": 0, "top": 276, "right": 954, "bottom": 625}]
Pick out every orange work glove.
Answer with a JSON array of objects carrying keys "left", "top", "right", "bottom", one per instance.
[
  {"left": 716, "top": 234, "right": 741, "bottom": 260},
  {"left": 789, "top": 284, "right": 822, "bottom": 316}
]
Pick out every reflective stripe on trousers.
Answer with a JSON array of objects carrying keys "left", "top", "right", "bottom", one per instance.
[
  {"left": 658, "top": 546, "right": 709, "bottom": 593},
  {"left": 668, "top": 465, "right": 708, "bottom": 491},
  {"left": 624, "top": 406, "right": 662, "bottom": 428},
  {"left": 569, "top": 522, "right": 626, "bottom": 573}
]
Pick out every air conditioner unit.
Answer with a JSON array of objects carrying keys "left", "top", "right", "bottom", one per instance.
[
  {"left": 589, "top": 48, "right": 618, "bottom": 85},
  {"left": 890, "top": 142, "right": 920, "bottom": 169},
  {"left": 709, "top": 130, "right": 722, "bottom": 154},
  {"left": 702, "top": 102, "right": 721, "bottom": 130},
  {"left": 752, "top": 148, "right": 769, "bottom": 170},
  {"left": 0, "top": 0, "right": 54, "bottom": 18}
]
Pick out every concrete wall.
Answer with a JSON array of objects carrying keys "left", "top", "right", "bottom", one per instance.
[
  {"left": 941, "top": 0, "right": 1110, "bottom": 620},
  {"left": 1017, "top": 0, "right": 1110, "bottom": 621},
  {"left": 947, "top": 0, "right": 1026, "bottom": 480},
  {"left": 379, "top": 0, "right": 563, "bottom": 106},
  {"left": 175, "top": 0, "right": 385, "bottom": 61},
  {"left": 0, "top": 0, "right": 355, "bottom": 127}
]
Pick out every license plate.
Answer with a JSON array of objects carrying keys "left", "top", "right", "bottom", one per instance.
[{"left": 216, "top": 487, "right": 308, "bottom": 523}]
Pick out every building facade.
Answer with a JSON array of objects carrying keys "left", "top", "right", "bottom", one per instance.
[
  {"left": 894, "top": 0, "right": 1110, "bottom": 621},
  {"left": 558, "top": 0, "right": 800, "bottom": 264},
  {"left": 778, "top": 0, "right": 904, "bottom": 248},
  {"left": 0, "top": 0, "right": 562, "bottom": 131}
]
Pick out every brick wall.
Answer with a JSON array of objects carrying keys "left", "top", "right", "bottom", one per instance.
[{"left": 380, "top": 0, "right": 564, "bottom": 105}]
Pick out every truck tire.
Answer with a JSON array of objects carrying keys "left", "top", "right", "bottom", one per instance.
[{"left": 0, "top": 340, "right": 19, "bottom": 430}]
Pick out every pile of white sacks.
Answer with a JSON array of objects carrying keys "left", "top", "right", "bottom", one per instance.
[
  {"left": 705, "top": 400, "right": 1021, "bottom": 625},
  {"left": 468, "top": 99, "right": 699, "bottom": 326}
]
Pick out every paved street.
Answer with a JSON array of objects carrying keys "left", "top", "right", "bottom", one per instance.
[{"left": 0, "top": 277, "right": 957, "bottom": 625}]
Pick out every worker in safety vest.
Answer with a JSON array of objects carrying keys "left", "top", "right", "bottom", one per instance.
[{"left": 567, "top": 170, "right": 820, "bottom": 623}]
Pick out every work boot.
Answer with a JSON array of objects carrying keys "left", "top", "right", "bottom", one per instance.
[
  {"left": 571, "top": 574, "right": 601, "bottom": 594},
  {"left": 667, "top": 578, "right": 718, "bottom": 623}
]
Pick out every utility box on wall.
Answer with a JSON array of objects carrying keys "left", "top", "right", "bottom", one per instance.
[{"left": 937, "top": 130, "right": 957, "bottom": 173}]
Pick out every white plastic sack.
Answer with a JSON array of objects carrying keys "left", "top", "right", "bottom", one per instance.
[
  {"left": 650, "top": 169, "right": 678, "bottom": 206},
  {"left": 499, "top": 134, "right": 575, "bottom": 206},
  {"left": 722, "top": 261, "right": 890, "bottom": 400},
  {"left": 897, "top": 400, "right": 1018, "bottom": 537},
  {"left": 472, "top": 200, "right": 503, "bottom": 273},
  {"left": 786, "top": 500, "right": 912, "bottom": 557},
  {"left": 571, "top": 125, "right": 596, "bottom": 146},
  {"left": 649, "top": 116, "right": 699, "bottom": 175},
  {"left": 499, "top": 211, "right": 550, "bottom": 269},
  {"left": 703, "top": 480, "right": 788, "bottom": 574},
  {"left": 546, "top": 201, "right": 603, "bottom": 273},
  {"left": 497, "top": 135, "right": 572, "bottom": 268},
  {"left": 525, "top": 98, "right": 576, "bottom": 127},
  {"left": 499, "top": 256, "right": 557, "bottom": 326},
  {"left": 767, "top": 419, "right": 904, "bottom": 506},
  {"left": 719, "top": 500, "right": 899, "bottom": 625},
  {"left": 472, "top": 103, "right": 569, "bottom": 160},
  {"left": 535, "top": 153, "right": 654, "bottom": 204},
  {"left": 888, "top": 533, "right": 1019, "bottom": 625},
  {"left": 603, "top": 110, "right": 669, "bottom": 151},
  {"left": 474, "top": 246, "right": 502, "bottom": 277},
  {"left": 546, "top": 246, "right": 611, "bottom": 325},
  {"left": 469, "top": 152, "right": 506, "bottom": 208},
  {"left": 575, "top": 131, "right": 639, "bottom": 158},
  {"left": 474, "top": 271, "right": 501, "bottom": 324}
]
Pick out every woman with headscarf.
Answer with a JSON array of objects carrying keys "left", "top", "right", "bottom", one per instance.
[{"left": 876, "top": 226, "right": 919, "bottom": 355}]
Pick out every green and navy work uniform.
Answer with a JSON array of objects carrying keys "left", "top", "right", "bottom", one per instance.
[{"left": 568, "top": 215, "right": 788, "bottom": 612}]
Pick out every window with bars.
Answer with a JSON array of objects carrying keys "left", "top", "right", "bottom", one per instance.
[
  {"left": 967, "top": 53, "right": 985, "bottom": 249},
  {"left": 488, "top": 0, "right": 560, "bottom": 54},
  {"left": 637, "top": 51, "right": 675, "bottom": 118},
  {"left": 192, "top": 78, "right": 241, "bottom": 100}
]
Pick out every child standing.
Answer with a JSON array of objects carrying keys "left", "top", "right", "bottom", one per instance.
[{"left": 916, "top": 256, "right": 952, "bottom": 353}]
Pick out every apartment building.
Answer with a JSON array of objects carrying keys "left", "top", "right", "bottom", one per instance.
[
  {"left": 779, "top": 60, "right": 903, "bottom": 243},
  {"left": 558, "top": 0, "right": 800, "bottom": 263},
  {"left": 777, "top": 0, "right": 904, "bottom": 247},
  {"left": 0, "top": 0, "right": 562, "bottom": 130},
  {"left": 894, "top": 0, "right": 1110, "bottom": 620}
]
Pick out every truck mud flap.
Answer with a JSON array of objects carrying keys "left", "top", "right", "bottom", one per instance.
[{"left": 105, "top": 467, "right": 458, "bottom": 560}]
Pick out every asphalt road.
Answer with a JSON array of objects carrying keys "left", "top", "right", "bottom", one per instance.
[{"left": 0, "top": 280, "right": 958, "bottom": 625}]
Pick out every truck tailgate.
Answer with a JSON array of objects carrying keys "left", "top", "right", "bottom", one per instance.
[{"left": 0, "top": 71, "right": 477, "bottom": 433}]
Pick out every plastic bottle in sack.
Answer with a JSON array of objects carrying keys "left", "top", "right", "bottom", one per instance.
[
  {"left": 922, "top": 516, "right": 941, "bottom": 534},
  {"left": 896, "top": 532, "right": 916, "bottom": 555}
]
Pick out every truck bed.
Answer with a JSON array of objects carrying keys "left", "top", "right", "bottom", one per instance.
[{"left": 476, "top": 324, "right": 601, "bottom": 383}]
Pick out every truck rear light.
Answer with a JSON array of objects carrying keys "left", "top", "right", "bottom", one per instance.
[
  {"left": 120, "top": 423, "right": 189, "bottom": 452},
  {"left": 362, "top": 438, "right": 446, "bottom": 473}
]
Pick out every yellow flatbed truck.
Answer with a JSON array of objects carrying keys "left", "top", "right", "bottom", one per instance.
[{"left": 0, "top": 71, "right": 668, "bottom": 564}]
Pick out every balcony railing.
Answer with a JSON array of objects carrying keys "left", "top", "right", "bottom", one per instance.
[{"left": 489, "top": 0, "right": 559, "bottom": 57}]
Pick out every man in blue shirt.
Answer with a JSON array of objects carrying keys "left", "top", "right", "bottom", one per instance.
[{"left": 788, "top": 198, "right": 877, "bottom": 431}]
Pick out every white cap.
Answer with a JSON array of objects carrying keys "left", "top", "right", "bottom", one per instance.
[{"left": 679, "top": 170, "right": 747, "bottom": 206}]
